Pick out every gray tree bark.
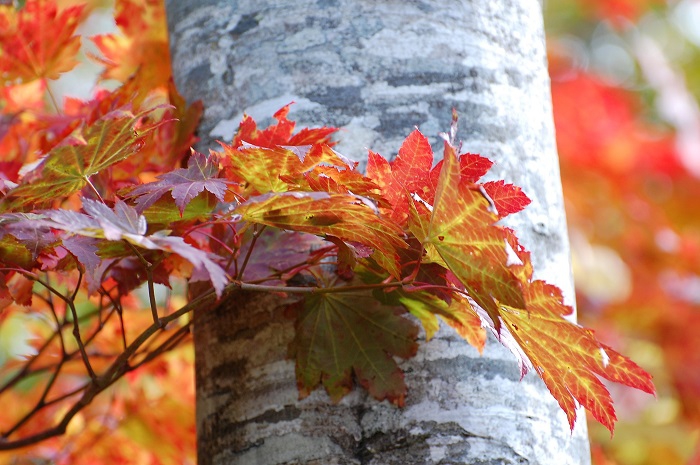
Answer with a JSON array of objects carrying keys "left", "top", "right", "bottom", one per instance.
[{"left": 166, "top": 1, "right": 592, "bottom": 464}]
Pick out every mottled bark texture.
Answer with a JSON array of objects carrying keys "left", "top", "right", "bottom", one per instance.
[{"left": 166, "top": 1, "right": 592, "bottom": 464}]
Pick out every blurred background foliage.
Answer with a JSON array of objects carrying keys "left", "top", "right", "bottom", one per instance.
[
  {"left": 0, "top": 1, "right": 197, "bottom": 464},
  {"left": 546, "top": 0, "right": 700, "bottom": 463}
]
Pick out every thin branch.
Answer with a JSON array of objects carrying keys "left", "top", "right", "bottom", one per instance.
[
  {"left": 0, "top": 300, "right": 107, "bottom": 394},
  {"left": 2, "top": 357, "right": 65, "bottom": 438},
  {"left": 131, "top": 324, "right": 192, "bottom": 370},
  {"left": 0, "top": 266, "right": 401, "bottom": 450},
  {"left": 71, "top": 270, "right": 83, "bottom": 302},
  {"left": 29, "top": 275, "right": 97, "bottom": 381},
  {"left": 100, "top": 285, "right": 128, "bottom": 350}
]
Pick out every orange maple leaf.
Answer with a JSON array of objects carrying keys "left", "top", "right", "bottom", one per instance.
[
  {"left": 90, "top": 0, "right": 171, "bottom": 88},
  {"left": 0, "top": 0, "right": 84, "bottom": 83},
  {"left": 497, "top": 280, "right": 655, "bottom": 432}
]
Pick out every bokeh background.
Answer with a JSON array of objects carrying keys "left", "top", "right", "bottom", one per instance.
[
  {"left": 547, "top": 1, "right": 700, "bottom": 463},
  {"left": 1, "top": 0, "right": 699, "bottom": 463}
]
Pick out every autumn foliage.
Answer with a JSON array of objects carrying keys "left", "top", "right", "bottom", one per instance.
[{"left": 0, "top": 0, "right": 658, "bottom": 462}]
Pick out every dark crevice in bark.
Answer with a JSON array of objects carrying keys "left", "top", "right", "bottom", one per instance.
[
  {"left": 351, "top": 419, "right": 535, "bottom": 465},
  {"left": 230, "top": 13, "right": 260, "bottom": 37},
  {"left": 352, "top": 403, "right": 371, "bottom": 465}
]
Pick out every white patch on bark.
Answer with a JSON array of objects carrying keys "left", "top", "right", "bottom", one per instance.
[{"left": 505, "top": 240, "right": 524, "bottom": 266}]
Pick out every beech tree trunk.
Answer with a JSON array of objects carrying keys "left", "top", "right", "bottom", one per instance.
[{"left": 166, "top": 1, "right": 592, "bottom": 464}]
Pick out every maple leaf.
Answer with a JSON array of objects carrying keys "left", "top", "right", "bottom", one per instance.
[
  {"left": 410, "top": 141, "right": 525, "bottom": 330},
  {"left": 232, "top": 104, "right": 337, "bottom": 149},
  {"left": 298, "top": 165, "right": 384, "bottom": 204},
  {"left": 366, "top": 132, "right": 498, "bottom": 226},
  {"left": 233, "top": 191, "right": 406, "bottom": 277},
  {"left": 236, "top": 228, "right": 327, "bottom": 283},
  {"left": 63, "top": 73, "right": 150, "bottom": 126},
  {"left": 460, "top": 229, "right": 656, "bottom": 433},
  {"left": 61, "top": 235, "right": 101, "bottom": 276},
  {"left": 0, "top": 213, "right": 56, "bottom": 260},
  {"left": 384, "top": 129, "right": 434, "bottom": 193},
  {"left": 287, "top": 127, "right": 338, "bottom": 146},
  {"left": 0, "top": 107, "right": 166, "bottom": 212},
  {"left": 90, "top": 0, "right": 171, "bottom": 88},
  {"left": 128, "top": 152, "right": 228, "bottom": 214},
  {"left": 366, "top": 130, "right": 434, "bottom": 225},
  {"left": 0, "top": 0, "right": 84, "bottom": 83},
  {"left": 1, "top": 80, "right": 46, "bottom": 113},
  {"left": 0, "top": 272, "right": 10, "bottom": 314},
  {"left": 38, "top": 199, "right": 227, "bottom": 296},
  {"left": 491, "top": 281, "right": 655, "bottom": 432},
  {"left": 233, "top": 105, "right": 295, "bottom": 148},
  {"left": 398, "top": 291, "right": 486, "bottom": 351},
  {"left": 157, "top": 81, "right": 204, "bottom": 168},
  {"left": 324, "top": 236, "right": 373, "bottom": 279},
  {"left": 221, "top": 142, "right": 354, "bottom": 196},
  {"left": 140, "top": 194, "right": 219, "bottom": 229},
  {"left": 6, "top": 272, "right": 34, "bottom": 306},
  {"left": 457, "top": 153, "right": 494, "bottom": 183},
  {"left": 482, "top": 180, "right": 531, "bottom": 218},
  {"left": 289, "top": 287, "right": 418, "bottom": 405},
  {"left": 0, "top": 234, "right": 32, "bottom": 269},
  {"left": 422, "top": 153, "right": 494, "bottom": 206}
]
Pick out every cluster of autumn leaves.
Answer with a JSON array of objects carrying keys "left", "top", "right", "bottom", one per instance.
[
  {"left": 0, "top": 1, "right": 200, "bottom": 462},
  {"left": 0, "top": 0, "right": 659, "bottom": 462}
]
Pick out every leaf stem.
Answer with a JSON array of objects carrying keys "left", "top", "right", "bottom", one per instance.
[
  {"left": 125, "top": 241, "right": 161, "bottom": 326},
  {"left": 45, "top": 80, "right": 61, "bottom": 114},
  {"left": 237, "top": 224, "right": 265, "bottom": 279},
  {"left": 84, "top": 177, "right": 105, "bottom": 203},
  {"left": 233, "top": 279, "right": 406, "bottom": 295}
]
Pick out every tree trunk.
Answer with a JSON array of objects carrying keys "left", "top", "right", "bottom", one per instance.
[{"left": 166, "top": 1, "right": 592, "bottom": 464}]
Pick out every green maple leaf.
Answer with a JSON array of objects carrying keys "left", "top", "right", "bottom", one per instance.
[
  {"left": 0, "top": 235, "right": 33, "bottom": 269},
  {"left": 290, "top": 288, "right": 418, "bottom": 405},
  {"left": 398, "top": 291, "right": 485, "bottom": 351},
  {"left": 0, "top": 106, "right": 165, "bottom": 212}
]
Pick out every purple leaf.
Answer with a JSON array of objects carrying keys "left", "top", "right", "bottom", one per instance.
[
  {"left": 40, "top": 200, "right": 228, "bottom": 296},
  {"left": 129, "top": 152, "right": 228, "bottom": 214},
  {"left": 62, "top": 235, "right": 101, "bottom": 276},
  {"left": 0, "top": 213, "right": 56, "bottom": 259},
  {"left": 82, "top": 198, "right": 146, "bottom": 238},
  {"left": 148, "top": 233, "right": 227, "bottom": 297}
]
